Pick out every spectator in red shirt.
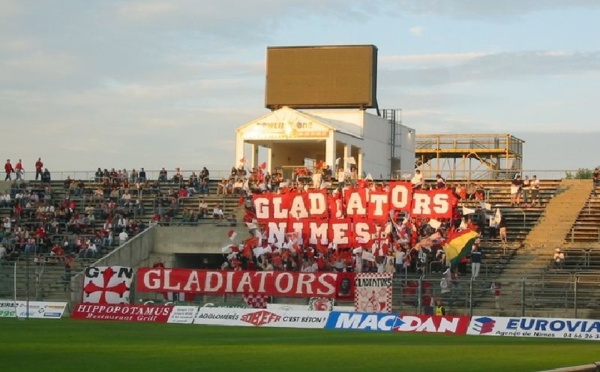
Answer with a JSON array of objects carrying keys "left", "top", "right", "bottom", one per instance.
[
  {"left": 35, "top": 158, "right": 44, "bottom": 181},
  {"left": 15, "top": 159, "right": 24, "bottom": 180},
  {"left": 4, "top": 159, "right": 14, "bottom": 181}
]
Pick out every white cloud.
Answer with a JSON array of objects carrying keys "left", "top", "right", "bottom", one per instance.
[
  {"left": 1, "top": 0, "right": 599, "bottom": 173},
  {"left": 409, "top": 26, "right": 424, "bottom": 37},
  {"left": 114, "top": 1, "right": 180, "bottom": 21},
  {"left": 384, "top": 0, "right": 600, "bottom": 19},
  {"left": 381, "top": 52, "right": 491, "bottom": 66},
  {"left": 0, "top": 0, "right": 22, "bottom": 17},
  {"left": 379, "top": 50, "right": 600, "bottom": 86}
]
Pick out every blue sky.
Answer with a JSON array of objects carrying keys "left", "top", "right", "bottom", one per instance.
[{"left": 2, "top": 0, "right": 599, "bottom": 175}]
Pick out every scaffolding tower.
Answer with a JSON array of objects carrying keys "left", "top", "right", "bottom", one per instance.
[{"left": 415, "top": 133, "right": 524, "bottom": 180}]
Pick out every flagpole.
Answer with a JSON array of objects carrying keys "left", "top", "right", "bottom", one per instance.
[
  {"left": 25, "top": 251, "right": 30, "bottom": 320},
  {"left": 14, "top": 261, "right": 18, "bottom": 320}
]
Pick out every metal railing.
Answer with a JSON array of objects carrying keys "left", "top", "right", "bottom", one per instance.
[
  {"left": 569, "top": 227, "right": 600, "bottom": 243},
  {"left": 3, "top": 168, "right": 589, "bottom": 183},
  {"left": 10, "top": 169, "right": 237, "bottom": 183},
  {"left": 2, "top": 263, "right": 600, "bottom": 319}
]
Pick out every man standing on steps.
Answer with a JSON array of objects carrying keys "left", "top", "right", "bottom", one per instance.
[
  {"left": 530, "top": 175, "right": 540, "bottom": 205},
  {"left": 470, "top": 239, "right": 482, "bottom": 279},
  {"left": 522, "top": 175, "right": 531, "bottom": 205},
  {"left": 4, "top": 159, "right": 14, "bottom": 181},
  {"left": 15, "top": 159, "right": 24, "bottom": 181},
  {"left": 498, "top": 215, "right": 508, "bottom": 245},
  {"left": 35, "top": 157, "right": 44, "bottom": 181}
]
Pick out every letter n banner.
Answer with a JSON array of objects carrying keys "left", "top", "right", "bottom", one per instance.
[
  {"left": 83, "top": 266, "right": 133, "bottom": 304},
  {"left": 354, "top": 273, "right": 393, "bottom": 313}
]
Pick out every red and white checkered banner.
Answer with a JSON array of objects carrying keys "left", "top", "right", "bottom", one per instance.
[
  {"left": 308, "top": 297, "right": 334, "bottom": 311},
  {"left": 83, "top": 266, "right": 133, "bottom": 304},
  {"left": 243, "top": 295, "right": 268, "bottom": 309},
  {"left": 354, "top": 273, "right": 393, "bottom": 314}
]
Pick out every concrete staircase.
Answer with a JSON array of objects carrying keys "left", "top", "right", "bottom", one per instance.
[{"left": 499, "top": 179, "right": 594, "bottom": 279}]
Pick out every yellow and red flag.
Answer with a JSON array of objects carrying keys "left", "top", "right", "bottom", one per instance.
[{"left": 443, "top": 229, "right": 479, "bottom": 266}]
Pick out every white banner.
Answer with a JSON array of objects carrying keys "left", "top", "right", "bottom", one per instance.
[
  {"left": 468, "top": 316, "right": 600, "bottom": 341},
  {"left": 0, "top": 300, "right": 67, "bottom": 319},
  {"left": 0, "top": 300, "right": 16, "bottom": 318},
  {"left": 266, "top": 304, "right": 309, "bottom": 311},
  {"left": 354, "top": 273, "right": 393, "bottom": 313},
  {"left": 193, "top": 307, "right": 328, "bottom": 329},
  {"left": 167, "top": 306, "right": 198, "bottom": 324},
  {"left": 266, "top": 304, "right": 356, "bottom": 312},
  {"left": 83, "top": 266, "right": 133, "bottom": 304}
]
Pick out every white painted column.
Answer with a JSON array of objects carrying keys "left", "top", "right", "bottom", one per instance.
[
  {"left": 325, "top": 131, "right": 335, "bottom": 169},
  {"left": 358, "top": 151, "right": 364, "bottom": 178},
  {"left": 250, "top": 144, "right": 259, "bottom": 169},
  {"left": 266, "top": 147, "right": 272, "bottom": 173},
  {"left": 342, "top": 143, "right": 350, "bottom": 173}
]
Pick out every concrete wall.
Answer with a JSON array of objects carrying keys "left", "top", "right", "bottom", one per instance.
[
  {"left": 70, "top": 227, "right": 157, "bottom": 307},
  {"left": 68, "top": 224, "right": 251, "bottom": 307},
  {"left": 398, "top": 126, "right": 416, "bottom": 176},
  {"left": 362, "top": 112, "right": 392, "bottom": 178},
  {"left": 270, "top": 143, "right": 314, "bottom": 168},
  {"left": 363, "top": 112, "right": 415, "bottom": 178},
  {"left": 153, "top": 224, "right": 250, "bottom": 255}
]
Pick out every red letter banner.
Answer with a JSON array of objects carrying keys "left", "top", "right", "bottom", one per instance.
[
  {"left": 253, "top": 182, "right": 455, "bottom": 221},
  {"left": 137, "top": 268, "right": 356, "bottom": 299}
]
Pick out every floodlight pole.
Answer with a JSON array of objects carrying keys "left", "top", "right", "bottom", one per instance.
[
  {"left": 26, "top": 252, "right": 30, "bottom": 320},
  {"left": 13, "top": 261, "right": 17, "bottom": 313},
  {"left": 468, "top": 277, "right": 474, "bottom": 317}
]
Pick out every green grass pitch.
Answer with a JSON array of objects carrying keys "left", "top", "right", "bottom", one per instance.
[{"left": 0, "top": 318, "right": 598, "bottom": 372}]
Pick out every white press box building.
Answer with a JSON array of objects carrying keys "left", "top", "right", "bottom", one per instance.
[{"left": 235, "top": 106, "right": 415, "bottom": 180}]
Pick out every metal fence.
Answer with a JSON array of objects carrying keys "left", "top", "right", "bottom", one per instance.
[
  {"left": 7, "top": 168, "right": 587, "bottom": 183},
  {"left": 2, "top": 262, "right": 599, "bottom": 319},
  {"left": 389, "top": 274, "right": 600, "bottom": 319},
  {"left": 0, "top": 229, "right": 155, "bottom": 310}
]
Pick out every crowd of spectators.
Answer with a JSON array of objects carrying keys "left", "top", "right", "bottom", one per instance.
[
  {"left": 0, "top": 173, "right": 149, "bottom": 265},
  {"left": 217, "top": 168, "right": 491, "bottom": 283},
  {"left": 0, "top": 164, "right": 490, "bottom": 284},
  {"left": 0, "top": 164, "right": 225, "bottom": 264}
]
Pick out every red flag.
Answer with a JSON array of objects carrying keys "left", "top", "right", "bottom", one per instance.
[
  {"left": 272, "top": 254, "right": 282, "bottom": 267},
  {"left": 243, "top": 236, "right": 259, "bottom": 258},
  {"left": 338, "top": 250, "right": 353, "bottom": 264},
  {"left": 228, "top": 230, "right": 237, "bottom": 240},
  {"left": 373, "top": 241, "right": 389, "bottom": 257},
  {"left": 316, "top": 240, "right": 328, "bottom": 255},
  {"left": 243, "top": 202, "right": 256, "bottom": 221}
]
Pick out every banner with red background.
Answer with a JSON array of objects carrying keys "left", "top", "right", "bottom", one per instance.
[
  {"left": 137, "top": 268, "right": 356, "bottom": 299},
  {"left": 252, "top": 182, "right": 456, "bottom": 248}
]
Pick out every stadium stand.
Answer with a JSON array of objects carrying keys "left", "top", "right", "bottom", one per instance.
[
  {"left": 2, "top": 173, "right": 600, "bottom": 319},
  {"left": 566, "top": 194, "right": 600, "bottom": 244}
]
